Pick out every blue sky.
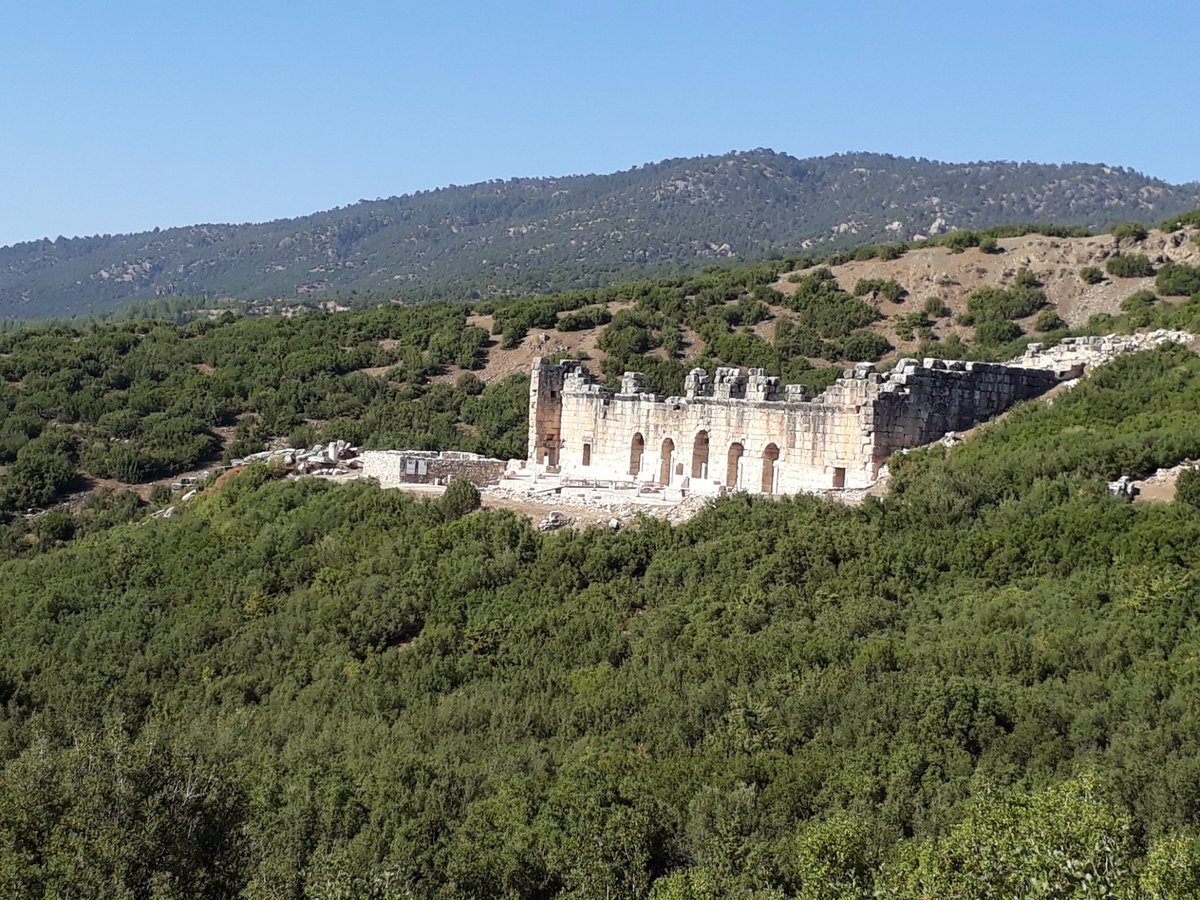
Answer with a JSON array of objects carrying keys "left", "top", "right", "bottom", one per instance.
[{"left": 2, "top": 0, "right": 1197, "bottom": 247}]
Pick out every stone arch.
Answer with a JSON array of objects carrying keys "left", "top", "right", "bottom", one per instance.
[
  {"left": 762, "top": 443, "right": 780, "bottom": 494},
  {"left": 726, "top": 442, "right": 744, "bottom": 488},
  {"left": 659, "top": 438, "right": 675, "bottom": 485},
  {"left": 691, "top": 430, "right": 710, "bottom": 480},
  {"left": 629, "top": 432, "right": 645, "bottom": 477}
]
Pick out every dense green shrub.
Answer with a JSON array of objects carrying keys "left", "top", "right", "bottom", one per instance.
[
  {"left": 439, "top": 478, "right": 482, "bottom": 520},
  {"left": 774, "top": 318, "right": 826, "bottom": 360},
  {"left": 1178, "top": 469, "right": 1200, "bottom": 507},
  {"left": 967, "top": 284, "right": 1047, "bottom": 321},
  {"left": 1160, "top": 208, "right": 1200, "bottom": 231},
  {"left": 852, "top": 278, "right": 906, "bottom": 303},
  {"left": 1034, "top": 309, "right": 1066, "bottom": 332},
  {"left": 784, "top": 269, "right": 881, "bottom": 338},
  {"left": 974, "top": 317, "right": 1023, "bottom": 345},
  {"left": 1106, "top": 254, "right": 1155, "bottom": 278},
  {"left": 922, "top": 296, "right": 949, "bottom": 319},
  {"left": 1155, "top": 262, "right": 1200, "bottom": 297},
  {"left": 1120, "top": 290, "right": 1157, "bottom": 313},
  {"left": 978, "top": 235, "right": 999, "bottom": 253},
  {"left": 1013, "top": 267, "right": 1042, "bottom": 289},
  {"left": 893, "top": 311, "right": 934, "bottom": 342},
  {"left": 833, "top": 330, "right": 892, "bottom": 361},
  {"left": 0, "top": 448, "right": 78, "bottom": 510},
  {"left": 942, "top": 230, "right": 980, "bottom": 253},
  {"left": 1079, "top": 266, "right": 1105, "bottom": 284},
  {"left": 1110, "top": 221, "right": 1149, "bottom": 242},
  {"left": 557, "top": 306, "right": 613, "bottom": 331},
  {"left": 1, "top": 348, "right": 1199, "bottom": 894}
]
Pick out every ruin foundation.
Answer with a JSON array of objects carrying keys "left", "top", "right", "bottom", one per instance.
[
  {"left": 361, "top": 450, "right": 508, "bottom": 488},
  {"left": 524, "top": 357, "right": 1062, "bottom": 495}
]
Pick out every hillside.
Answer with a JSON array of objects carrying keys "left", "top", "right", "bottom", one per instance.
[
  {"left": 457, "top": 221, "right": 1200, "bottom": 386},
  {"left": 3, "top": 346, "right": 1200, "bottom": 895},
  {"left": 4, "top": 150, "right": 1200, "bottom": 319},
  {"left": 4, "top": 208, "right": 1200, "bottom": 893},
  {"left": 3, "top": 220, "right": 1200, "bottom": 547}
]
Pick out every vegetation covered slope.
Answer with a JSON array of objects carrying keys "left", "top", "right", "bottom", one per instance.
[
  {"left": 4, "top": 150, "right": 1200, "bottom": 319},
  {"left": 5, "top": 228, "right": 1200, "bottom": 554},
  {"left": 1, "top": 347, "right": 1200, "bottom": 896}
]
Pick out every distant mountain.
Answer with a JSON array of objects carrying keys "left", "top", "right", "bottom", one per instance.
[{"left": 3, "top": 149, "right": 1199, "bottom": 319}]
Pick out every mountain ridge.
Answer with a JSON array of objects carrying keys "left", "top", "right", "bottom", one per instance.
[{"left": 4, "top": 149, "right": 1200, "bottom": 319}]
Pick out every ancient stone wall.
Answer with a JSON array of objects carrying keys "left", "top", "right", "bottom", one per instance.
[
  {"left": 1012, "top": 330, "right": 1195, "bottom": 375},
  {"left": 527, "top": 358, "right": 585, "bottom": 468},
  {"left": 869, "top": 358, "right": 1059, "bottom": 459},
  {"left": 526, "top": 357, "right": 1061, "bottom": 494},
  {"left": 362, "top": 450, "right": 507, "bottom": 488}
]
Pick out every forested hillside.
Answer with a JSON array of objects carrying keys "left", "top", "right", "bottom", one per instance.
[
  {"left": 3, "top": 215, "right": 1200, "bottom": 894},
  {"left": 5, "top": 220, "right": 1200, "bottom": 560},
  {"left": 2, "top": 346, "right": 1200, "bottom": 896},
  {"left": 4, "top": 150, "right": 1200, "bottom": 319}
]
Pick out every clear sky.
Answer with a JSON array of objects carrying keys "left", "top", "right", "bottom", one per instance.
[{"left": 2, "top": 0, "right": 1197, "bottom": 248}]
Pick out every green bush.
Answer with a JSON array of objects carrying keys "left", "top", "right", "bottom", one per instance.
[
  {"left": 942, "top": 230, "right": 980, "bottom": 253},
  {"left": 1106, "top": 254, "right": 1155, "bottom": 278},
  {"left": 922, "top": 296, "right": 949, "bottom": 319},
  {"left": 974, "top": 318, "right": 1023, "bottom": 346},
  {"left": 784, "top": 269, "right": 881, "bottom": 338},
  {"left": 1178, "top": 469, "right": 1200, "bottom": 507},
  {"left": 978, "top": 235, "right": 999, "bottom": 254},
  {"left": 0, "top": 449, "right": 78, "bottom": 510},
  {"left": 558, "top": 306, "right": 612, "bottom": 332},
  {"left": 1119, "top": 290, "right": 1157, "bottom": 313},
  {"left": 439, "top": 478, "right": 482, "bottom": 520},
  {"left": 1159, "top": 209, "right": 1200, "bottom": 232},
  {"left": 1034, "top": 309, "right": 1066, "bottom": 332},
  {"left": 1013, "top": 267, "right": 1042, "bottom": 289},
  {"left": 835, "top": 330, "right": 892, "bottom": 361},
  {"left": 967, "top": 285, "right": 1047, "bottom": 321},
  {"left": 852, "top": 278, "right": 906, "bottom": 303},
  {"left": 1079, "top": 266, "right": 1105, "bottom": 284},
  {"left": 1155, "top": 262, "right": 1200, "bottom": 297},
  {"left": 1110, "top": 221, "right": 1149, "bottom": 242}
]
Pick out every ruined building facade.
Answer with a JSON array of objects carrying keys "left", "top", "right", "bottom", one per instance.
[{"left": 526, "top": 357, "right": 1060, "bottom": 495}]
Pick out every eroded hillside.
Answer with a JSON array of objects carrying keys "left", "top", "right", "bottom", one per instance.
[
  {"left": 452, "top": 221, "right": 1200, "bottom": 387},
  {"left": 4, "top": 150, "right": 1199, "bottom": 319}
]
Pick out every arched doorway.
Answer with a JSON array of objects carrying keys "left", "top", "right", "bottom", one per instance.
[
  {"left": 762, "top": 443, "right": 780, "bottom": 494},
  {"left": 629, "top": 433, "right": 645, "bottom": 477},
  {"left": 659, "top": 438, "right": 675, "bottom": 485},
  {"left": 726, "top": 442, "right": 744, "bottom": 488},
  {"left": 691, "top": 430, "right": 710, "bottom": 480}
]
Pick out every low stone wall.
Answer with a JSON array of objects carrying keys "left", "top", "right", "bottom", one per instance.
[
  {"left": 1013, "top": 330, "right": 1196, "bottom": 374},
  {"left": 361, "top": 450, "right": 508, "bottom": 488}
]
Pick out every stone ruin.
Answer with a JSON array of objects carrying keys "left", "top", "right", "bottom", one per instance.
[
  {"left": 1013, "top": 330, "right": 1195, "bottom": 376},
  {"left": 524, "top": 356, "right": 1063, "bottom": 496},
  {"left": 229, "top": 444, "right": 508, "bottom": 488},
  {"left": 233, "top": 440, "right": 361, "bottom": 476},
  {"left": 359, "top": 450, "right": 508, "bottom": 488}
]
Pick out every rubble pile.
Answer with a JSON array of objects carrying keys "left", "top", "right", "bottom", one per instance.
[
  {"left": 1107, "top": 475, "right": 1138, "bottom": 501},
  {"left": 232, "top": 440, "right": 362, "bottom": 476},
  {"left": 1138, "top": 460, "right": 1200, "bottom": 485},
  {"left": 1014, "top": 330, "right": 1196, "bottom": 375},
  {"left": 537, "top": 511, "right": 572, "bottom": 532},
  {"left": 486, "top": 483, "right": 651, "bottom": 520}
]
